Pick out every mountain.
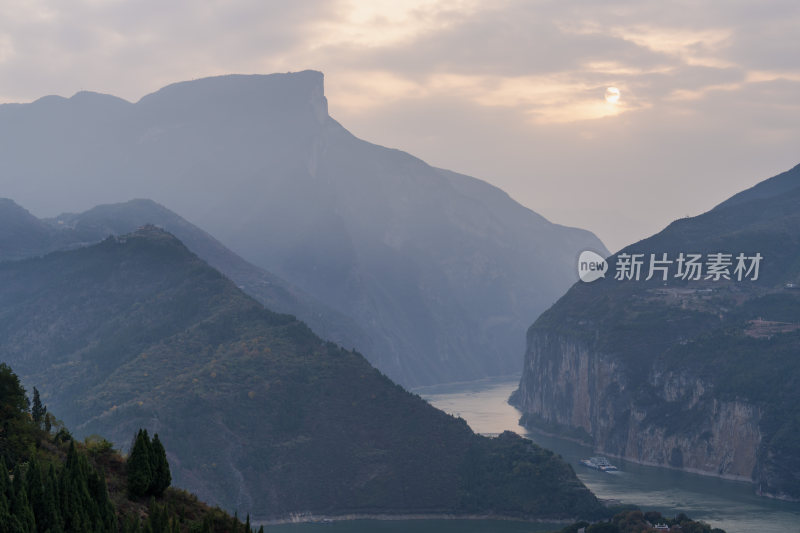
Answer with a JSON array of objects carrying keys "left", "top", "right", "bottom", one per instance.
[
  {"left": 0, "top": 226, "right": 603, "bottom": 520},
  {"left": 713, "top": 163, "right": 800, "bottom": 210},
  {"left": 0, "top": 196, "right": 371, "bottom": 361},
  {"left": 44, "top": 198, "right": 373, "bottom": 356},
  {"left": 0, "top": 72, "right": 607, "bottom": 387},
  {"left": 0, "top": 198, "right": 61, "bottom": 262},
  {"left": 511, "top": 164, "right": 800, "bottom": 499}
]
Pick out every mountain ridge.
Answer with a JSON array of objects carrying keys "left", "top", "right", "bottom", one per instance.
[
  {"left": 0, "top": 71, "right": 607, "bottom": 387},
  {"left": 713, "top": 162, "right": 800, "bottom": 210},
  {"left": 0, "top": 224, "right": 605, "bottom": 519},
  {"left": 512, "top": 163, "right": 800, "bottom": 499},
  {"left": 0, "top": 196, "right": 373, "bottom": 358}
]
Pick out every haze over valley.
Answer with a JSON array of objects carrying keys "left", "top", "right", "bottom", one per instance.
[
  {"left": 0, "top": 73, "right": 606, "bottom": 387},
  {"left": 0, "top": 2, "right": 798, "bottom": 532}
]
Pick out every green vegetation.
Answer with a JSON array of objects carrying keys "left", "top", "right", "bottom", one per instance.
[
  {"left": 0, "top": 227, "right": 605, "bottom": 520},
  {"left": 31, "top": 388, "right": 47, "bottom": 429},
  {"left": 0, "top": 363, "right": 32, "bottom": 462},
  {"left": 554, "top": 510, "right": 725, "bottom": 533},
  {"left": 0, "top": 362, "right": 256, "bottom": 532},
  {"left": 127, "top": 429, "right": 171, "bottom": 499},
  {"left": 459, "top": 432, "right": 606, "bottom": 519}
]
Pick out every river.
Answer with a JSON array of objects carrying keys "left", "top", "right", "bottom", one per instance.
[
  {"left": 417, "top": 376, "right": 800, "bottom": 533},
  {"left": 264, "top": 376, "right": 800, "bottom": 532}
]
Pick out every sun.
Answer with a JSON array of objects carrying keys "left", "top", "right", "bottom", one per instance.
[{"left": 604, "top": 87, "right": 621, "bottom": 104}]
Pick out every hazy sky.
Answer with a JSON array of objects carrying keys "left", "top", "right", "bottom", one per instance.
[{"left": 1, "top": 0, "right": 798, "bottom": 251}]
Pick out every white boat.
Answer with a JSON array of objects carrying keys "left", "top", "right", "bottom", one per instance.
[{"left": 580, "top": 456, "right": 618, "bottom": 472}]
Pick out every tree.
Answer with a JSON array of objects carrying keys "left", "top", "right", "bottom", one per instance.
[
  {"left": 0, "top": 364, "right": 29, "bottom": 416},
  {"left": 127, "top": 429, "right": 171, "bottom": 498},
  {"left": 146, "top": 499, "right": 169, "bottom": 533},
  {"left": 0, "top": 363, "right": 32, "bottom": 461},
  {"left": 10, "top": 464, "right": 35, "bottom": 533},
  {"left": 127, "top": 430, "right": 153, "bottom": 498},
  {"left": 31, "top": 388, "right": 46, "bottom": 429},
  {"left": 149, "top": 434, "right": 171, "bottom": 497},
  {"left": 44, "top": 465, "right": 63, "bottom": 533}
]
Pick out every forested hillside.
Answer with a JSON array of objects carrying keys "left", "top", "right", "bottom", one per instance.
[
  {"left": 0, "top": 226, "right": 604, "bottom": 520},
  {"left": 0, "top": 363, "right": 255, "bottom": 532}
]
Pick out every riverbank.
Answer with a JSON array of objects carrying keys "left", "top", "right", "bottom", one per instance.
[
  {"left": 420, "top": 376, "right": 800, "bottom": 533},
  {"left": 255, "top": 512, "right": 571, "bottom": 526},
  {"left": 518, "top": 418, "right": 756, "bottom": 485}
]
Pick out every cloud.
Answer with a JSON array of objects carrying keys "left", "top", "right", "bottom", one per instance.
[
  {"left": 0, "top": 0, "right": 333, "bottom": 101},
  {"left": 0, "top": 0, "right": 798, "bottom": 250}
]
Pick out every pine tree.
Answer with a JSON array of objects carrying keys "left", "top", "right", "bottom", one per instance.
[
  {"left": 25, "top": 457, "right": 60, "bottom": 533},
  {"left": 146, "top": 499, "right": 172, "bottom": 533},
  {"left": 128, "top": 430, "right": 153, "bottom": 498},
  {"left": 44, "top": 465, "right": 63, "bottom": 533},
  {"left": 0, "top": 461, "right": 10, "bottom": 512},
  {"left": 149, "top": 434, "right": 171, "bottom": 497},
  {"left": 60, "top": 442, "right": 95, "bottom": 532},
  {"left": 0, "top": 364, "right": 32, "bottom": 461},
  {"left": 68, "top": 509, "right": 86, "bottom": 533},
  {"left": 0, "top": 511, "right": 26, "bottom": 533},
  {"left": 31, "top": 388, "right": 46, "bottom": 428},
  {"left": 87, "top": 467, "right": 117, "bottom": 532},
  {"left": 10, "top": 464, "right": 35, "bottom": 533},
  {"left": 0, "top": 465, "right": 11, "bottom": 530}
]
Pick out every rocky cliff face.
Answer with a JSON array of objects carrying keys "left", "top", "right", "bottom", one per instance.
[
  {"left": 512, "top": 164, "right": 800, "bottom": 499},
  {"left": 514, "top": 330, "right": 761, "bottom": 482}
]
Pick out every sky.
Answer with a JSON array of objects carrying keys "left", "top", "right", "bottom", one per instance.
[{"left": 0, "top": 0, "right": 798, "bottom": 252}]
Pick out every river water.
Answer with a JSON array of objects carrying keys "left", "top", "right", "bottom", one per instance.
[
  {"left": 264, "top": 376, "right": 800, "bottom": 533},
  {"left": 417, "top": 376, "right": 800, "bottom": 533}
]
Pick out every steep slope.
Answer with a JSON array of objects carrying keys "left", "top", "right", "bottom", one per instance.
[
  {"left": 44, "top": 198, "right": 372, "bottom": 355},
  {"left": 714, "top": 162, "right": 800, "bottom": 209},
  {"left": 0, "top": 362, "right": 254, "bottom": 532},
  {"left": 0, "top": 226, "right": 603, "bottom": 520},
  {"left": 512, "top": 165, "right": 800, "bottom": 499},
  {"left": 0, "top": 72, "right": 607, "bottom": 387},
  {"left": 0, "top": 196, "right": 371, "bottom": 358}
]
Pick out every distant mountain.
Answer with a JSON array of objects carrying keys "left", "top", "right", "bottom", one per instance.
[
  {"left": 0, "top": 72, "right": 607, "bottom": 387},
  {"left": 512, "top": 164, "right": 800, "bottom": 499},
  {"left": 0, "top": 196, "right": 370, "bottom": 359},
  {"left": 0, "top": 226, "right": 603, "bottom": 520},
  {"left": 44, "top": 198, "right": 373, "bottom": 355},
  {"left": 0, "top": 199, "right": 59, "bottom": 262}
]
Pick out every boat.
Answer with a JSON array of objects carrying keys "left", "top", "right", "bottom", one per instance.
[{"left": 580, "top": 456, "right": 618, "bottom": 472}]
